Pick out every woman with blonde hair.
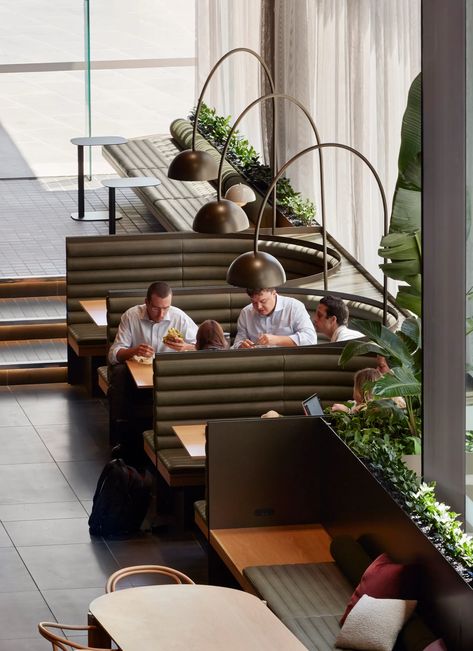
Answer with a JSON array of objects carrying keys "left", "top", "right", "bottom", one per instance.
[
  {"left": 195, "top": 319, "right": 229, "bottom": 351},
  {"left": 332, "top": 366, "right": 405, "bottom": 413}
]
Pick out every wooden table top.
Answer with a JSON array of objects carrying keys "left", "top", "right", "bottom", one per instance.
[
  {"left": 80, "top": 299, "right": 107, "bottom": 326},
  {"left": 210, "top": 524, "right": 333, "bottom": 589},
  {"left": 172, "top": 423, "right": 206, "bottom": 456},
  {"left": 89, "top": 584, "right": 307, "bottom": 650},
  {"left": 125, "top": 359, "right": 153, "bottom": 388}
]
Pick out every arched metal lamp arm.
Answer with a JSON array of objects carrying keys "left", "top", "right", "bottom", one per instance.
[
  {"left": 191, "top": 47, "right": 276, "bottom": 151},
  {"left": 254, "top": 143, "right": 389, "bottom": 324},
  {"left": 215, "top": 92, "right": 327, "bottom": 287}
]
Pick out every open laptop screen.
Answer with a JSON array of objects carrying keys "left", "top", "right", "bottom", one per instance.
[{"left": 302, "top": 392, "right": 324, "bottom": 416}]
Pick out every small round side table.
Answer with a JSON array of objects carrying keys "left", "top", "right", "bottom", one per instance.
[
  {"left": 70, "top": 136, "right": 128, "bottom": 222},
  {"left": 101, "top": 176, "right": 162, "bottom": 235}
]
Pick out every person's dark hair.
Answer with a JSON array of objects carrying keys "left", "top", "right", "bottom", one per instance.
[
  {"left": 146, "top": 281, "right": 172, "bottom": 301},
  {"left": 196, "top": 320, "right": 229, "bottom": 350},
  {"left": 246, "top": 287, "right": 276, "bottom": 298},
  {"left": 319, "top": 296, "right": 349, "bottom": 326}
]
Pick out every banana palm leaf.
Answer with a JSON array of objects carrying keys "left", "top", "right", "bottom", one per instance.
[
  {"left": 400, "top": 317, "right": 421, "bottom": 349},
  {"left": 340, "top": 319, "right": 414, "bottom": 368},
  {"left": 371, "top": 366, "right": 421, "bottom": 398}
]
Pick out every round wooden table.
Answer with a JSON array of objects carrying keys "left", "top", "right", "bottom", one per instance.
[{"left": 88, "top": 583, "right": 307, "bottom": 650}]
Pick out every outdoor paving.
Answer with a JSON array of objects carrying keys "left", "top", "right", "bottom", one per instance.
[{"left": 0, "top": 176, "right": 164, "bottom": 278}]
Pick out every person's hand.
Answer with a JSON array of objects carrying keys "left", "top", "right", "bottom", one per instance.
[
  {"left": 163, "top": 336, "right": 195, "bottom": 352},
  {"left": 239, "top": 339, "right": 255, "bottom": 349},
  {"left": 133, "top": 343, "right": 154, "bottom": 358},
  {"left": 331, "top": 403, "right": 351, "bottom": 413},
  {"left": 255, "top": 333, "right": 278, "bottom": 346}
]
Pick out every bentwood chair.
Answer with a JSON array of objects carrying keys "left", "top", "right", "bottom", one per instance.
[
  {"left": 105, "top": 564, "right": 194, "bottom": 592},
  {"left": 38, "top": 622, "right": 108, "bottom": 651}
]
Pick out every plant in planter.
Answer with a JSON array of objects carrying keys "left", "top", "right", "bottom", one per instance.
[
  {"left": 189, "top": 103, "right": 317, "bottom": 226},
  {"left": 339, "top": 316, "right": 422, "bottom": 438},
  {"left": 354, "top": 438, "right": 473, "bottom": 581},
  {"left": 378, "top": 72, "right": 422, "bottom": 317}
]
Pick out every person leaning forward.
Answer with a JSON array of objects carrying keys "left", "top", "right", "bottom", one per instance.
[
  {"left": 233, "top": 288, "right": 317, "bottom": 348},
  {"left": 314, "top": 295, "right": 363, "bottom": 342},
  {"left": 108, "top": 281, "right": 198, "bottom": 364},
  {"left": 107, "top": 282, "right": 198, "bottom": 446}
]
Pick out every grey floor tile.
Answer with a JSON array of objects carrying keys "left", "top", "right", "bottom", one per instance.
[
  {"left": 57, "top": 460, "right": 105, "bottom": 501},
  {"left": 0, "top": 592, "right": 53, "bottom": 641},
  {"left": 41, "top": 586, "right": 104, "bottom": 627},
  {"left": 12, "top": 399, "right": 108, "bottom": 428},
  {"left": 8, "top": 637, "right": 51, "bottom": 651},
  {"left": 0, "top": 548, "right": 37, "bottom": 592},
  {"left": 80, "top": 500, "right": 93, "bottom": 516},
  {"left": 0, "top": 463, "right": 76, "bottom": 504},
  {"left": 0, "top": 394, "right": 29, "bottom": 427},
  {"left": 0, "top": 426, "right": 52, "bottom": 464},
  {"left": 0, "top": 501, "right": 87, "bottom": 522},
  {"left": 18, "top": 542, "right": 118, "bottom": 590},
  {"left": 0, "top": 523, "right": 12, "bottom": 548},
  {"left": 4, "top": 518, "right": 90, "bottom": 547},
  {"left": 36, "top": 422, "right": 110, "bottom": 463}
]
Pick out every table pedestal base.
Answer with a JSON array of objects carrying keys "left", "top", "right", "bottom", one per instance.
[{"left": 71, "top": 210, "right": 122, "bottom": 222}]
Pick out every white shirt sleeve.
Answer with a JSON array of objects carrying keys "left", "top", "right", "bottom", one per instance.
[
  {"left": 232, "top": 307, "right": 250, "bottom": 348},
  {"left": 108, "top": 308, "right": 135, "bottom": 364},
  {"left": 289, "top": 301, "right": 317, "bottom": 346}
]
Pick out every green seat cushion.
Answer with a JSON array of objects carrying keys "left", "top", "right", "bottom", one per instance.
[
  {"left": 68, "top": 323, "right": 106, "bottom": 345},
  {"left": 157, "top": 448, "right": 205, "bottom": 473},
  {"left": 194, "top": 499, "right": 207, "bottom": 523},
  {"left": 243, "top": 562, "right": 353, "bottom": 620},
  {"left": 329, "top": 535, "right": 373, "bottom": 587},
  {"left": 97, "top": 366, "right": 108, "bottom": 383}
]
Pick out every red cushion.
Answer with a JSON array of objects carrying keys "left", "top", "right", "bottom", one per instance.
[
  {"left": 423, "top": 641, "right": 447, "bottom": 651},
  {"left": 340, "top": 552, "right": 418, "bottom": 625}
]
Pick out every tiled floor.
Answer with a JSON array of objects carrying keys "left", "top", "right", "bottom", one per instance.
[{"left": 0, "top": 383, "right": 207, "bottom": 650}]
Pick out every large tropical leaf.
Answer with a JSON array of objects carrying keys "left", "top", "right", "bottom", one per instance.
[
  {"left": 400, "top": 317, "right": 421, "bottom": 349},
  {"left": 379, "top": 73, "right": 422, "bottom": 316},
  {"left": 339, "top": 319, "right": 414, "bottom": 369},
  {"left": 395, "top": 286, "right": 422, "bottom": 317},
  {"left": 371, "top": 366, "right": 421, "bottom": 399},
  {"left": 395, "top": 72, "right": 422, "bottom": 198},
  {"left": 339, "top": 340, "right": 384, "bottom": 367}
]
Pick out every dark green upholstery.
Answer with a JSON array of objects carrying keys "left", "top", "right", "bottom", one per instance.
[
  {"left": 102, "top": 122, "right": 287, "bottom": 230},
  {"left": 243, "top": 537, "right": 437, "bottom": 651},
  {"left": 66, "top": 232, "right": 339, "bottom": 358},
  {"left": 147, "top": 345, "right": 376, "bottom": 486}
]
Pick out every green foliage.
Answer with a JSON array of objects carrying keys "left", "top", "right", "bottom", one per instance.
[
  {"left": 352, "top": 439, "right": 473, "bottom": 571},
  {"left": 189, "top": 103, "right": 316, "bottom": 226},
  {"left": 339, "top": 316, "right": 422, "bottom": 437},
  {"left": 466, "top": 431, "right": 473, "bottom": 452},
  {"left": 378, "top": 73, "right": 422, "bottom": 317},
  {"left": 329, "top": 402, "right": 421, "bottom": 456}
]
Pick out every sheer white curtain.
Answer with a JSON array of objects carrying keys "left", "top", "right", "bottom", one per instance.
[
  {"left": 195, "top": 0, "right": 263, "bottom": 153},
  {"left": 274, "top": 0, "right": 420, "bottom": 280}
]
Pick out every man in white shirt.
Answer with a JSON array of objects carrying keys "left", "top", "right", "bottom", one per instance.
[
  {"left": 233, "top": 288, "right": 317, "bottom": 348},
  {"left": 314, "top": 296, "right": 363, "bottom": 342},
  {"left": 109, "top": 281, "right": 198, "bottom": 364},
  {"left": 108, "top": 281, "right": 198, "bottom": 445}
]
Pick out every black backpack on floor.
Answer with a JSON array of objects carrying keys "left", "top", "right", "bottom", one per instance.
[{"left": 88, "top": 458, "right": 151, "bottom": 536}]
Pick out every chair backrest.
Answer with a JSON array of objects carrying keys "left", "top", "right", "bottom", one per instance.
[
  {"left": 38, "top": 622, "right": 106, "bottom": 651},
  {"left": 106, "top": 564, "right": 194, "bottom": 592}
]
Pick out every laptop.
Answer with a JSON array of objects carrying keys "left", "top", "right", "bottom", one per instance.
[{"left": 302, "top": 392, "right": 324, "bottom": 416}]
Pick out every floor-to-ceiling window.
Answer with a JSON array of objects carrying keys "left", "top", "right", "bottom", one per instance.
[{"left": 0, "top": 1, "right": 196, "bottom": 178}]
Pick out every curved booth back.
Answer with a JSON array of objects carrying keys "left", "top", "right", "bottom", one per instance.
[{"left": 66, "top": 232, "right": 340, "bottom": 327}]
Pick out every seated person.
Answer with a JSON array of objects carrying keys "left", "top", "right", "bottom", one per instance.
[
  {"left": 109, "top": 281, "right": 198, "bottom": 364},
  {"left": 108, "top": 281, "right": 198, "bottom": 443},
  {"left": 332, "top": 367, "right": 405, "bottom": 413},
  {"left": 196, "top": 319, "right": 229, "bottom": 350},
  {"left": 314, "top": 296, "right": 363, "bottom": 342},
  {"left": 233, "top": 288, "right": 317, "bottom": 348}
]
